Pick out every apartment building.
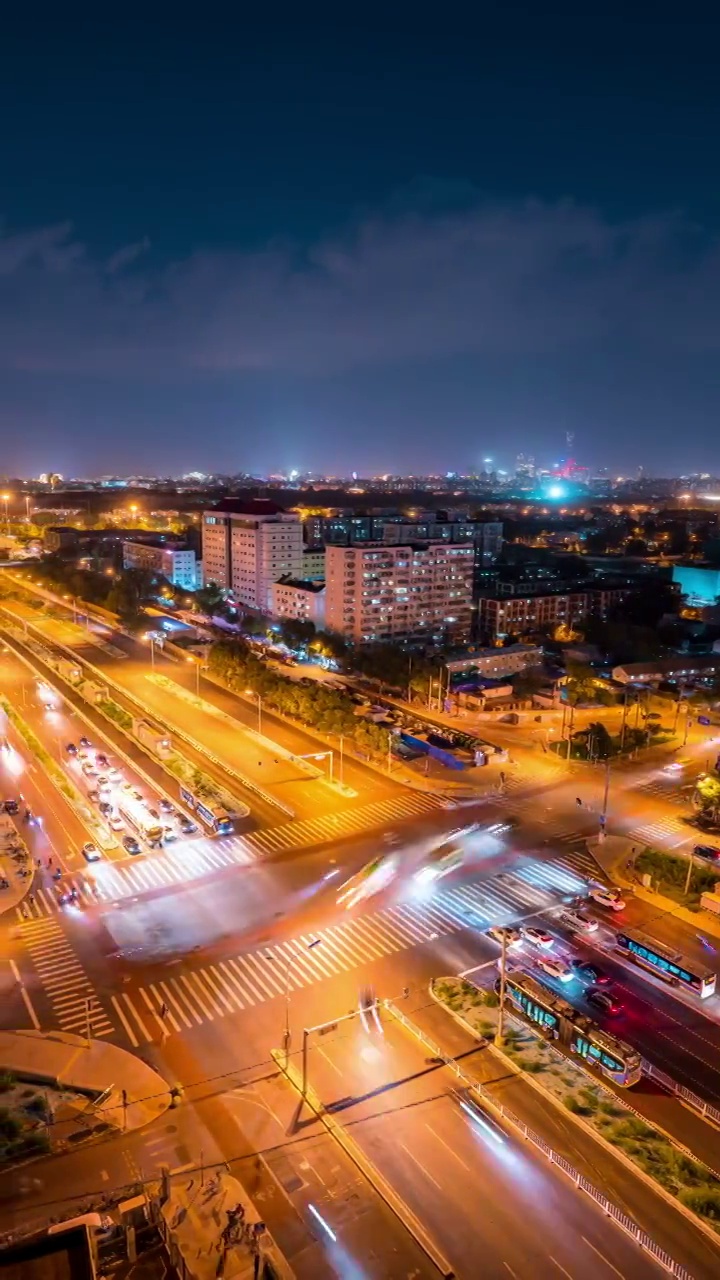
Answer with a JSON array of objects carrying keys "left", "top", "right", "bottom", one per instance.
[
  {"left": 269, "top": 577, "right": 326, "bottom": 628},
  {"left": 478, "top": 586, "right": 634, "bottom": 641},
  {"left": 325, "top": 542, "right": 474, "bottom": 643},
  {"left": 202, "top": 499, "right": 304, "bottom": 610},
  {"left": 121, "top": 540, "right": 202, "bottom": 590}
]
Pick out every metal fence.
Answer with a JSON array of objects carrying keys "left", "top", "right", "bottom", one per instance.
[
  {"left": 644, "top": 1059, "right": 720, "bottom": 1128},
  {"left": 385, "top": 1001, "right": 695, "bottom": 1280}
]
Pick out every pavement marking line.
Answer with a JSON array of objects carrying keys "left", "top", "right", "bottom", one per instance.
[
  {"left": 397, "top": 1140, "right": 443, "bottom": 1190},
  {"left": 234, "top": 953, "right": 279, "bottom": 999},
  {"left": 120, "top": 993, "right": 151, "bottom": 1042},
  {"left": 217, "top": 960, "right": 253, "bottom": 1006},
  {"left": 20, "top": 985, "right": 41, "bottom": 1030},
  {"left": 503, "top": 1265, "right": 519, "bottom": 1279},
  {"left": 297, "top": 935, "right": 341, "bottom": 978},
  {"left": 100, "top": 1170, "right": 109, "bottom": 1182},
  {"left": 157, "top": 980, "right": 193, "bottom": 1027},
  {"left": 206, "top": 965, "right": 242, "bottom": 1011},
  {"left": 262, "top": 948, "right": 304, "bottom": 991},
  {"left": 346, "top": 916, "right": 395, "bottom": 959},
  {"left": 148, "top": 983, "right": 182, "bottom": 1031},
  {"left": 580, "top": 1237, "right": 625, "bottom": 1280},
  {"left": 221, "top": 958, "right": 258, "bottom": 1005},
  {"left": 549, "top": 1258, "right": 574, "bottom": 1280},
  {"left": 424, "top": 1123, "right": 473, "bottom": 1174},
  {"left": 184, "top": 971, "right": 221, "bottom": 1018},
  {"left": 167, "top": 977, "right": 204, "bottom": 1024},
  {"left": 141, "top": 987, "right": 173, "bottom": 1034},
  {"left": 111, "top": 994, "right": 139, "bottom": 1047}
]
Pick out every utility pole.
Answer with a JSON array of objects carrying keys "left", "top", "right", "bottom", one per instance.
[
  {"left": 495, "top": 931, "right": 508, "bottom": 1047},
  {"left": 339, "top": 734, "right": 344, "bottom": 786}
]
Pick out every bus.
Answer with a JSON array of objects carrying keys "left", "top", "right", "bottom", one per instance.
[
  {"left": 117, "top": 795, "right": 164, "bottom": 846},
  {"left": 415, "top": 828, "right": 469, "bottom": 885},
  {"left": 195, "top": 802, "right": 233, "bottom": 835},
  {"left": 501, "top": 970, "right": 643, "bottom": 1087},
  {"left": 337, "top": 855, "right": 398, "bottom": 910},
  {"left": 615, "top": 929, "right": 716, "bottom": 999}
]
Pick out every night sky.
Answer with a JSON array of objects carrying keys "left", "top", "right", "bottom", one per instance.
[{"left": 2, "top": 9, "right": 719, "bottom": 477}]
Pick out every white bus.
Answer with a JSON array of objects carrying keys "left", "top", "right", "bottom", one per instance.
[{"left": 117, "top": 795, "right": 164, "bottom": 846}]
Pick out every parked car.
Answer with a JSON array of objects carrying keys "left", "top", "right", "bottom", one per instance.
[
  {"left": 536, "top": 955, "right": 574, "bottom": 983},
  {"left": 571, "top": 960, "right": 612, "bottom": 985},
  {"left": 122, "top": 835, "right": 141, "bottom": 855},
  {"left": 520, "top": 926, "right": 554, "bottom": 949},
  {"left": 79, "top": 737, "right": 92, "bottom": 749},
  {"left": 65, "top": 742, "right": 77, "bottom": 756},
  {"left": 82, "top": 842, "right": 101, "bottom": 863},
  {"left": 95, "top": 753, "right": 109, "bottom": 769},
  {"left": 179, "top": 818, "right": 198, "bottom": 835},
  {"left": 98, "top": 801, "right": 113, "bottom": 816},
  {"left": 109, "top": 816, "right": 124, "bottom": 832},
  {"left": 587, "top": 885, "right": 625, "bottom": 912},
  {"left": 694, "top": 844, "right": 720, "bottom": 862},
  {"left": 586, "top": 988, "right": 622, "bottom": 1015},
  {"left": 159, "top": 798, "right": 175, "bottom": 813}
]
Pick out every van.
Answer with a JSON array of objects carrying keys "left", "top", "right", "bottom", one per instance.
[
  {"left": 48, "top": 1211, "right": 112, "bottom": 1236},
  {"left": 557, "top": 908, "right": 598, "bottom": 934}
]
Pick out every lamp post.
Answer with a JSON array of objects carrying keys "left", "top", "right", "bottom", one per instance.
[
  {"left": 147, "top": 635, "right": 156, "bottom": 669},
  {"left": 273, "top": 937, "right": 321, "bottom": 1064},
  {"left": 1, "top": 493, "right": 10, "bottom": 534},
  {"left": 495, "top": 931, "right": 508, "bottom": 1047}
]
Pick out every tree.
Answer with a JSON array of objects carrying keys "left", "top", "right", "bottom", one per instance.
[
  {"left": 587, "top": 721, "right": 614, "bottom": 760},
  {"left": 564, "top": 664, "right": 600, "bottom": 705},
  {"left": 695, "top": 774, "right": 720, "bottom": 822}
]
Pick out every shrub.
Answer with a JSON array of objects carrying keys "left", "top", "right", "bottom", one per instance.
[{"left": 0, "top": 1072, "right": 16, "bottom": 1093}]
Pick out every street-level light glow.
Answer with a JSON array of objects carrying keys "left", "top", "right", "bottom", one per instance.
[
  {"left": 460, "top": 1098, "right": 505, "bottom": 1145},
  {"left": 307, "top": 1203, "right": 337, "bottom": 1242}
]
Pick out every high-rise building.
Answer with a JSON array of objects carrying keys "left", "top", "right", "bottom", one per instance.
[
  {"left": 325, "top": 542, "right": 474, "bottom": 643},
  {"left": 202, "top": 498, "right": 304, "bottom": 610},
  {"left": 122, "top": 540, "right": 202, "bottom": 590}
]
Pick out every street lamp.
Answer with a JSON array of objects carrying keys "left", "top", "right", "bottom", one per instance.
[
  {"left": 146, "top": 634, "right": 156, "bottom": 669},
  {"left": 188, "top": 656, "right": 202, "bottom": 696},
  {"left": 270, "top": 937, "right": 322, "bottom": 1063},
  {"left": 245, "top": 688, "right": 262, "bottom": 733},
  {"left": 1, "top": 493, "right": 9, "bottom": 534}
]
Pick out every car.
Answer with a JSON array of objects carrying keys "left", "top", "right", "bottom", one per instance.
[
  {"left": 571, "top": 960, "right": 612, "bottom": 985},
  {"left": 486, "top": 925, "right": 522, "bottom": 949},
  {"left": 588, "top": 885, "right": 625, "bottom": 912},
  {"left": 121, "top": 782, "right": 143, "bottom": 800},
  {"left": 82, "top": 761, "right": 98, "bottom": 778},
  {"left": 107, "top": 767, "right": 123, "bottom": 783},
  {"left": 96, "top": 776, "right": 112, "bottom": 793},
  {"left": 162, "top": 826, "right": 178, "bottom": 843},
  {"left": 82, "top": 842, "right": 101, "bottom": 862},
  {"left": 122, "top": 835, "right": 141, "bottom": 855},
  {"left": 586, "top": 988, "right": 623, "bottom": 1015},
  {"left": 179, "top": 818, "right": 198, "bottom": 835},
  {"left": 109, "top": 816, "right": 124, "bottom": 831},
  {"left": 42, "top": 700, "right": 55, "bottom": 712},
  {"left": 98, "top": 801, "right": 113, "bottom": 816},
  {"left": 536, "top": 955, "right": 574, "bottom": 983},
  {"left": 65, "top": 742, "right": 77, "bottom": 756},
  {"left": 95, "top": 753, "right": 109, "bottom": 768},
  {"left": 520, "top": 926, "right": 554, "bottom": 949},
  {"left": 147, "top": 807, "right": 160, "bottom": 820},
  {"left": 79, "top": 737, "right": 92, "bottom": 749},
  {"left": 76, "top": 748, "right": 90, "bottom": 761},
  {"left": 694, "top": 844, "right": 720, "bottom": 862},
  {"left": 664, "top": 757, "right": 692, "bottom": 773},
  {"left": 159, "top": 798, "right": 175, "bottom": 813},
  {"left": 557, "top": 908, "right": 599, "bottom": 934},
  {"left": 4, "top": 799, "right": 19, "bottom": 814}
]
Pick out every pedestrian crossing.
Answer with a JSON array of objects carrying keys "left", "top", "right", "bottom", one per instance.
[
  {"left": 18, "top": 917, "right": 114, "bottom": 1036},
  {"left": 634, "top": 779, "right": 691, "bottom": 806},
  {"left": 627, "top": 817, "right": 691, "bottom": 849},
  {"left": 237, "top": 789, "right": 449, "bottom": 857},
  {"left": 113, "top": 848, "right": 597, "bottom": 1047},
  {"left": 16, "top": 835, "right": 258, "bottom": 920}
]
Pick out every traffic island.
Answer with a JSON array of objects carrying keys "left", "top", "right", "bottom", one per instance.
[
  {"left": 590, "top": 833, "right": 720, "bottom": 940},
  {"left": 0, "top": 1030, "right": 171, "bottom": 1150},
  {"left": 430, "top": 976, "right": 720, "bottom": 1242},
  {"left": 0, "top": 814, "right": 34, "bottom": 917}
]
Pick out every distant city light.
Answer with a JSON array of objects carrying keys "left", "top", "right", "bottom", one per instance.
[{"left": 547, "top": 484, "right": 565, "bottom": 499}]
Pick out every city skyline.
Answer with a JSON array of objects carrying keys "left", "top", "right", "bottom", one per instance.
[{"left": 2, "top": 13, "right": 720, "bottom": 476}]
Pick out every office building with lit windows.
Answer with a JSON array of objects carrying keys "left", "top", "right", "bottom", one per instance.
[{"left": 202, "top": 498, "right": 304, "bottom": 610}]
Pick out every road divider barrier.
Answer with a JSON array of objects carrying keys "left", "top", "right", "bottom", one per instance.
[
  {"left": 387, "top": 999, "right": 696, "bottom": 1279},
  {"left": 0, "top": 604, "right": 293, "bottom": 818}
]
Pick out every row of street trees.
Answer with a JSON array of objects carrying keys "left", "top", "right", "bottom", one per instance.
[{"left": 207, "top": 640, "right": 392, "bottom": 762}]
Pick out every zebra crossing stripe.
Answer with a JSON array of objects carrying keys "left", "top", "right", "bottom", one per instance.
[{"left": 111, "top": 995, "right": 139, "bottom": 1047}]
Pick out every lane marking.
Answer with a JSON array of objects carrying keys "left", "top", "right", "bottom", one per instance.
[
  {"left": 549, "top": 1257, "right": 574, "bottom": 1280},
  {"left": 581, "top": 1237, "right": 625, "bottom": 1279},
  {"left": 424, "top": 1123, "right": 473, "bottom": 1173},
  {"left": 111, "top": 994, "right": 139, "bottom": 1047},
  {"left": 20, "top": 985, "right": 41, "bottom": 1030}
]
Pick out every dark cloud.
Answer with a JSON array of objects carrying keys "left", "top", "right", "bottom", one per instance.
[{"left": 0, "top": 201, "right": 717, "bottom": 383}]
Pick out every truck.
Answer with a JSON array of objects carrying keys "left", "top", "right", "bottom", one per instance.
[{"left": 133, "top": 717, "right": 172, "bottom": 759}]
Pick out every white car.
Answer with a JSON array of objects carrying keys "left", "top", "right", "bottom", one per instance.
[
  {"left": 588, "top": 885, "right": 625, "bottom": 912},
  {"left": 486, "top": 925, "right": 522, "bottom": 949},
  {"left": 107, "top": 767, "right": 123, "bottom": 783},
  {"left": 520, "top": 926, "right": 555, "bottom": 949},
  {"left": 557, "top": 908, "right": 599, "bottom": 934},
  {"left": 82, "top": 842, "right": 101, "bottom": 863},
  {"left": 108, "top": 816, "right": 124, "bottom": 831},
  {"left": 536, "top": 956, "right": 574, "bottom": 983}
]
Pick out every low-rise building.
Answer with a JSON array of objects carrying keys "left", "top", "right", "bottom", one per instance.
[
  {"left": 122, "top": 539, "right": 202, "bottom": 590},
  {"left": 612, "top": 655, "right": 720, "bottom": 685},
  {"left": 479, "top": 586, "right": 634, "bottom": 641},
  {"left": 269, "top": 576, "right": 326, "bottom": 628},
  {"left": 445, "top": 643, "right": 543, "bottom": 679}
]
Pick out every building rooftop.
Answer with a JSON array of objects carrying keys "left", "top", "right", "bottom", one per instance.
[
  {"left": 275, "top": 575, "right": 325, "bottom": 593},
  {"left": 210, "top": 498, "right": 286, "bottom": 516}
]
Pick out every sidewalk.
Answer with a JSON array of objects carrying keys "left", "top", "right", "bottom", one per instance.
[
  {"left": 0, "top": 1029, "right": 171, "bottom": 1133},
  {"left": 0, "top": 817, "right": 34, "bottom": 918},
  {"left": 589, "top": 833, "right": 720, "bottom": 942}
]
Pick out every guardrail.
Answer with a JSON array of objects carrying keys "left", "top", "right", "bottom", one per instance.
[
  {"left": 385, "top": 1000, "right": 694, "bottom": 1279},
  {"left": 644, "top": 1059, "right": 720, "bottom": 1129},
  {"left": 0, "top": 604, "right": 294, "bottom": 819}
]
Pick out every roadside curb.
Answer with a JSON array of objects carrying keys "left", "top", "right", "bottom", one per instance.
[
  {"left": 428, "top": 982, "right": 720, "bottom": 1252},
  {"left": 271, "top": 1047, "right": 453, "bottom": 1278}
]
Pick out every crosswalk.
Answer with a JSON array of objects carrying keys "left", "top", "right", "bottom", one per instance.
[
  {"left": 238, "top": 790, "right": 449, "bottom": 856},
  {"left": 627, "top": 817, "right": 691, "bottom": 849},
  {"left": 18, "top": 918, "right": 114, "bottom": 1036},
  {"left": 113, "top": 848, "right": 597, "bottom": 1047},
  {"left": 633, "top": 779, "right": 692, "bottom": 806},
  {"left": 16, "top": 791, "right": 450, "bottom": 921},
  {"left": 16, "top": 835, "right": 258, "bottom": 920}
]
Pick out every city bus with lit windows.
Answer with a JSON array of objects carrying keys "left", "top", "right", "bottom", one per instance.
[
  {"left": 499, "top": 970, "right": 643, "bottom": 1087},
  {"left": 117, "top": 795, "right": 164, "bottom": 847},
  {"left": 195, "top": 801, "right": 233, "bottom": 835},
  {"left": 615, "top": 929, "right": 716, "bottom": 999}
]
